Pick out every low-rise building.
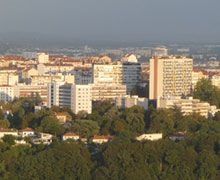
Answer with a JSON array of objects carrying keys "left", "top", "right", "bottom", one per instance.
[
  {"left": 0, "top": 128, "right": 18, "bottom": 138},
  {"left": 92, "top": 135, "right": 113, "bottom": 144},
  {"left": 115, "top": 95, "right": 148, "bottom": 110},
  {"left": 136, "top": 133, "right": 162, "bottom": 141},
  {"left": 158, "top": 96, "right": 220, "bottom": 118},
  {"left": 19, "top": 128, "right": 35, "bottom": 138},
  {"left": 62, "top": 133, "right": 80, "bottom": 141}
]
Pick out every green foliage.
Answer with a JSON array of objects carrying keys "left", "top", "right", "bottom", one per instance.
[
  {"left": 0, "top": 119, "right": 10, "bottom": 129},
  {"left": 70, "top": 120, "right": 100, "bottom": 138},
  {"left": 193, "top": 78, "right": 220, "bottom": 107},
  {"left": 37, "top": 116, "right": 64, "bottom": 136},
  {"left": 2, "top": 135, "right": 16, "bottom": 146}
]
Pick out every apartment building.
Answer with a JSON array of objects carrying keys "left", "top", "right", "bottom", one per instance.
[
  {"left": 0, "top": 72, "right": 19, "bottom": 86},
  {"left": 158, "top": 97, "right": 220, "bottom": 118},
  {"left": 149, "top": 56, "right": 193, "bottom": 100},
  {"left": 0, "top": 86, "right": 19, "bottom": 102},
  {"left": 115, "top": 95, "right": 148, "bottom": 110},
  {"left": 92, "top": 62, "right": 141, "bottom": 93},
  {"left": 48, "top": 82, "right": 92, "bottom": 114},
  {"left": 91, "top": 84, "right": 126, "bottom": 101}
]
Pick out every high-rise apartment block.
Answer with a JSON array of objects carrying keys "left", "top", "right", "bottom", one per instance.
[
  {"left": 92, "top": 62, "right": 141, "bottom": 93},
  {"left": 48, "top": 82, "right": 92, "bottom": 114},
  {"left": 149, "top": 56, "right": 193, "bottom": 100}
]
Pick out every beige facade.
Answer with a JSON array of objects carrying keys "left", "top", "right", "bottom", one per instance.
[
  {"left": 211, "top": 75, "right": 220, "bottom": 89},
  {"left": 158, "top": 97, "right": 220, "bottom": 118},
  {"left": 91, "top": 84, "right": 126, "bottom": 101},
  {"left": 192, "top": 70, "right": 208, "bottom": 89},
  {"left": 150, "top": 56, "right": 193, "bottom": 99},
  {"left": 0, "top": 72, "right": 19, "bottom": 86},
  {"left": 92, "top": 62, "right": 141, "bottom": 93}
]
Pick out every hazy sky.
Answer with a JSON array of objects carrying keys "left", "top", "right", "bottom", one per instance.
[{"left": 0, "top": 0, "right": 220, "bottom": 42}]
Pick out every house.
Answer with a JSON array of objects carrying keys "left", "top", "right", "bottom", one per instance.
[
  {"left": 0, "top": 128, "right": 18, "bottom": 139},
  {"left": 169, "top": 132, "right": 186, "bottom": 141},
  {"left": 32, "top": 132, "right": 53, "bottom": 145},
  {"left": 136, "top": 133, "right": 163, "bottom": 141},
  {"left": 62, "top": 132, "right": 80, "bottom": 141},
  {"left": 92, "top": 135, "right": 113, "bottom": 144},
  {"left": 19, "top": 128, "right": 35, "bottom": 138}
]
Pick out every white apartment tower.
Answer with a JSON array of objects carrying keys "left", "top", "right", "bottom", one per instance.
[
  {"left": 149, "top": 56, "right": 193, "bottom": 100},
  {"left": 48, "top": 82, "right": 92, "bottom": 114}
]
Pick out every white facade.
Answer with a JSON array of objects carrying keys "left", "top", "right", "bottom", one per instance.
[
  {"left": 71, "top": 84, "right": 92, "bottom": 114},
  {"left": 158, "top": 97, "right": 220, "bottom": 118},
  {"left": 0, "top": 129, "right": 18, "bottom": 138},
  {"left": 48, "top": 83, "right": 92, "bottom": 114},
  {"left": 0, "top": 86, "right": 19, "bottom": 102},
  {"left": 149, "top": 56, "right": 193, "bottom": 100},
  {"left": 136, "top": 133, "right": 163, "bottom": 141},
  {"left": 115, "top": 95, "right": 148, "bottom": 110},
  {"left": 0, "top": 72, "right": 19, "bottom": 86}
]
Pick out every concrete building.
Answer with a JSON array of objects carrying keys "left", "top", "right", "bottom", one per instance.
[
  {"left": 17, "top": 84, "right": 48, "bottom": 105},
  {"left": 0, "top": 86, "right": 19, "bottom": 102},
  {"left": 149, "top": 56, "right": 193, "bottom": 100},
  {"left": 92, "top": 62, "right": 141, "bottom": 93},
  {"left": 48, "top": 82, "right": 92, "bottom": 114},
  {"left": 158, "top": 97, "right": 220, "bottom": 118},
  {"left": 115, "top": 95, "right": 148, "bottom": 110},
  {"left": 211, "top": 75, "right": 220, "bottom": 89},
  {"left": 0, "top": 72, "right": 19, "bottom": 86},
  {"left": 91, "top": 84, "right": 126, "bottom": 101},
  {"left": 136, "top": 133, "right": 163, "bottom": 141},
  {"left": 192, "top": 70, "right": 208, "bottom": 89},
  {"left": 37, "top": 53, "right": 49, "bottom": 64}
]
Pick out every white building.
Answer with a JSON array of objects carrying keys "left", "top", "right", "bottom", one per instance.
[
  {"left": 136, "top": 133, "right": 163, "bottom": 141},
  {"left": 149, "top": 56, "right": 193, "bottom": 100},
  {"left": 115, "top": 95, "right": 148, "bottom": 110},
  {"left": 62, "top": 133, "right": 80, "bottom": 141},
  {"left": 0, "top": 128, "right": 18, "bottom": 138},
  {"left": 0, "top": 86, "right": 19, "bottom": 102},
  {"left": 158, "top": 96, "right": 220, "bottom": 118},
  {"left": 19, "top": 128, "right": 35, "bottom": 138},
  {"left": 48, "top": 82, "right": 92, "bottom": 114},
  {"left": 71, "top": 84, "right": 92, "bottom": 114}
]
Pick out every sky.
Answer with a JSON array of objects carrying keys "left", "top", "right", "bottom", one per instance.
[{"left": 0, "top": 0, "right": 220, "bottom": 43}]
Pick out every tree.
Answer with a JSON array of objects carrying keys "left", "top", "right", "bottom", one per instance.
[
  {"left": 70, "top": 120, "right": 100, "bottom": 138},
  {"left": 0, "top": 120, "right": 10, "bottom": 129},
  {"left": 193, "top": 78, "right": 220, "bottom": 107},
  {"left": 2, "top": 135, "right": 15, "bottom": 146},
  {"left": 37, "top": 116, "right": 64, "bottom": 136}
]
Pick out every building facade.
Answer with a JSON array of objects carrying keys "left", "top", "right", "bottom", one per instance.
[{"left": 149, "top": 56, "right": 193, "bottom": 100}]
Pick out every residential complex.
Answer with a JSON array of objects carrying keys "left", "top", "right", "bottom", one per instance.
[
  {"left": 48, "top": 82, "right": 92, "bottom": 114},
  {"left": 158, "top": 96, "right": 220, "bottom": 118},
  {"left": 149, "top": 56, "right": 193, "bottom": 100},
  {"left": 115, "top": 95, "right": 148, "bottom": 110}
]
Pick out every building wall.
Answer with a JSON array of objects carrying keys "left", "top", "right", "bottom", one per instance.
[{"left": 150, "top": 56, "right": 193, "bottom": 100}]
